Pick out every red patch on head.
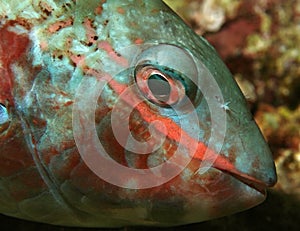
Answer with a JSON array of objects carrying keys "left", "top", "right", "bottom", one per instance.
[
  {"left": 0, "top": 22, "right": 30, "bottom": 105},
  {"left": 134, "top": 38, "right": 144, "bottom": 45},
  {"left": 117, "top": 7, "right": 125, "bottom": 14}
]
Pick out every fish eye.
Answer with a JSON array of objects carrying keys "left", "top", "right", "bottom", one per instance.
[
  {"left": 0, "top": 103, "right": 9, "bottom": 125},
  {"left": 133, "top": 44, "right": 201, "bottom": 110},
  {"left": 135, "top": 64, "right": 186, "bottom": 107}
]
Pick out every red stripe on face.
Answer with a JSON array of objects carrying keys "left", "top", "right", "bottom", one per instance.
[{"left": 105, "top": 76, "right": 239, "bottom": 174}]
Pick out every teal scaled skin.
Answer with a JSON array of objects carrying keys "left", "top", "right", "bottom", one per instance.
[{"left": 0, "top": 0, "right": 276, "bottom": 227}]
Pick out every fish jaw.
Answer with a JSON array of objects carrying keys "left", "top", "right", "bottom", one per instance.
[{"left": 167, "top": 167, "right": 267, "bottom": 225}]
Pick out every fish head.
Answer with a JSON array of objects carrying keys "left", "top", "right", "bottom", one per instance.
[{"left": 72, "top": 0, "right": 277, "bottom": 225}]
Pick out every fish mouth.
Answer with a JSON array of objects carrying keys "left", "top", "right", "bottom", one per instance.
[
  {"left": 220, "top": 169, "right": 268, "bottom": 195},
  {"left": 200, "top": 145, "right": 276, "bottom": 196},
  {"left": 205, "top": 153, "right": 274, "bottom": 196}
]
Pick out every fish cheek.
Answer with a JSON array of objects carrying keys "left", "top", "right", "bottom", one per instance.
[{"left": 96, "top": 112, "right": 128, "bottom": 166}]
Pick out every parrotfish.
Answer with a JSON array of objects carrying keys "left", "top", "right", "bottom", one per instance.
[{"left": 0, "top": 0, "right": 276, "bottom": 228}]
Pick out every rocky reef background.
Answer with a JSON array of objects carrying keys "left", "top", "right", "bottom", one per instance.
[{"left": 1, "top": 0, "right": 299, "bottom": 230}]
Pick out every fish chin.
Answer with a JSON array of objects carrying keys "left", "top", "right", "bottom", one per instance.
[{"left": 174, "top": 167, "right": 266, "bottom": 226}]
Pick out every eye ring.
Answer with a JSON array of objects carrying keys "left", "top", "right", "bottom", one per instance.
[
  {"left": 130, "top": 44, "right": 202, "bottom": 111},
  {"left": 135, "top": 64, "right": 186, "bottom": 107}
]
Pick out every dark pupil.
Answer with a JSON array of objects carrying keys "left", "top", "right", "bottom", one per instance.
[{"left": 148, "top": 74, "right": 171, "bottom": 102}]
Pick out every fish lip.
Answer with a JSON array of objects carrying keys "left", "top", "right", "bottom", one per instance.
[
  {"left": 220, "top": 169, "right": 268, "bottom": 195},
  {"left": 207, "top": 152, "right": 276, "bottom": 195}
]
